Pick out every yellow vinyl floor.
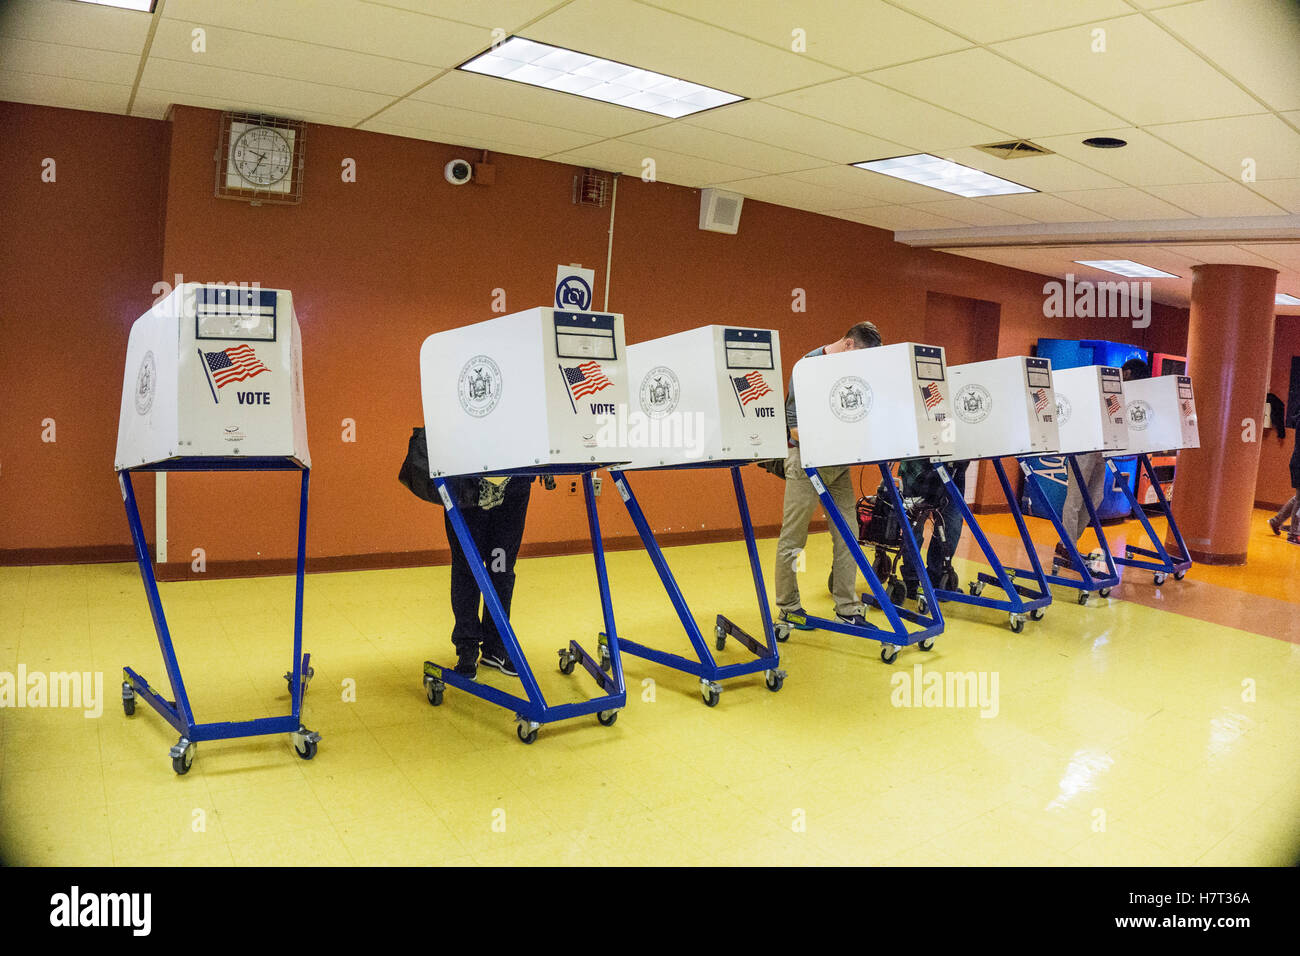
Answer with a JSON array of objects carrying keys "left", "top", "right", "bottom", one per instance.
[{"left": 1, "top": 509, "right": 1297, "bottom": 866}]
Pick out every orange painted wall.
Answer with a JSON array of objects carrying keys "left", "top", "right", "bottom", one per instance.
[
  {"left": 2, "top": 101, "right": 1197, "bottom": 571},
  {"left": 0, "top": 102, "right": 164, "bottom": 555},
  {"left": 1257, "top": 316, "right": 1300, "bottom": 508}
]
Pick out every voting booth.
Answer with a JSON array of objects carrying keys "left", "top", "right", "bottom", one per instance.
[
  {"left": 114, "top": 283, "right": 318, "bottom": 774},
  {"left": 1114, "top": 374, "right": 1200, "bottom": 457},
  {"left": 609, "top": 326, "right": 786, "bottom": 706},
  {"left": 1051, "top": 365, "right": 1128, "bottom": 455},
  {"left": 1105, "top": 374, "right": 1197, "bottom": 585},
  {"left": 622, "top": 325, "right": 786, "bottom": 469},
  {"left": 928, "top": 357, "right": 1061, "bottom": 631},
  {"left": 418, "top": 307, "right": 629, "bottom": 743},
  {"left": 794, "top": 343, "right": 955, "bottom": 469},
  {"left": 786, "top": 343, "right": 953, "bottom": 663}
]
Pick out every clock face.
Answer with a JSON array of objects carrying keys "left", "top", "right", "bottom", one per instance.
[{"left": 229, "top": 125, "right": 294, "bottom": 189}]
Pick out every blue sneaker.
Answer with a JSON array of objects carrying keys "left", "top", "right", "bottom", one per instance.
[{"left": 836, "top": 611, "right": 869, "bottom": 628}]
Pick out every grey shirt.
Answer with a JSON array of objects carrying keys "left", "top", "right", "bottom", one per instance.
[{"left": 786, "top": 346, "right": 825, "bottom": 444}]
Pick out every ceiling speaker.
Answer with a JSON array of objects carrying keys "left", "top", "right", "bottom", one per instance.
[{"left": 699, "top": 188, "right": 743, "bottom": 235}]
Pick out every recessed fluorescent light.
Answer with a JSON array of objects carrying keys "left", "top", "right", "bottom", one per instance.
[
  {"left": 1278, "top": 293, "right": 1300, "bottom": 305},
  {"left": 68, "top": 0, "right": 156, "bottom": 10},
  {"left": 458, "top": 36, "right": 744, "bottom": 118},
  {"left": 851, "top": 153, "right": 1036, "bottom": 198},
  {"left": 1073, "top": 259, "right": 1179, "bottom": 279}
]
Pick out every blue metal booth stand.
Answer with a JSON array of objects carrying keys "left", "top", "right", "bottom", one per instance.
[
  {"left": 607, "top": 463, "right": 785, "bottom": 707},
  {"left": 796, "top": 461, "right": 946, "bottom": 664},
  {"left": 118, "top": 457, "right": 318, "bottom": 775},
  {"left": 1106, "top": 454, "right": 1192, "bottom": 585},
  {"left": 422, "top": 467, "right": 626, "bottom": 744}
]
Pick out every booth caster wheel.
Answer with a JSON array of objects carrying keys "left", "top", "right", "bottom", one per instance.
[
  {"left": 516, "top": 720, "right": 540, "bottom": 745},
  {"left": 557, "top": 649, "right": 577, "bottom": 675},
  {"left": 880, "top": 644, "right": 900, "bottom": 665},
  {"left": 170, "top": 738, "right": 194, "bottom": 776},
  {"left": 292, "top": 728, "right": 320, "bottom": 761},
  {"left": 1009, "top": 614, "right": 1026, "bottom": 634},
  {"left": 425, "top": 679, "right": 444, "bottom": 706},
  {"left": 700, "top": 680, "right": 722, "bottom": 707},
  {"left": 1099, "top": 587, "right": 1112, "bottom": 598},
  {"left": 597, "top": 710, "right": 618, "bottom": 727},
  {"left": 121, "top": 682, "right": 135, "bottom": 717},
  {"left": 1077, "top": 591, "right": 1089, "bottom": 605},
  {"left": 715, "top": 624, "right": 726, "bottom": 652},
  {"left": 1030, "top": 608, "right": 1046, "bottom": 621},
  {"left": 597, "top": 636, "right": 612, "bottom": 673},
  {"left": 1153, "top": 572, "right": 1167, "bottom": 586},
  {"left": 969, "top": 581, "right": 985, "bottom": 597},
  {"left": 774, "top": 623, "right": 791, "bottom": 643},
  {"left": 1174, "top": 569, "right": 1186, "bottom": 581},
  {"left": 764, "top": 669, "right": 786, "bottom": 692},
  {"left": 918, "top": 637, "right": 935, "bottom": 652}
]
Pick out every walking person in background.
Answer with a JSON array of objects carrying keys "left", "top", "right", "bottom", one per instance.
[{"left": 1269, "top": 434, "right": 1300, "bottom": 544}]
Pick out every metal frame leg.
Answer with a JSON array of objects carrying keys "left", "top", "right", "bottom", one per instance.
[
  {"left": 1017, "top": 455, "right": 1120, "bottom": 601},
  {"left": 1107, "top": 454, "right": 1192, "bottom": 582}
]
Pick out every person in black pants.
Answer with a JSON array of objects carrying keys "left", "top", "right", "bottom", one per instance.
[
  {"left": 898, "top": 459, "right": 968, "bottom": 599},
  {"left": 443, "top": 476, "right": 534, "bottom": 679}
]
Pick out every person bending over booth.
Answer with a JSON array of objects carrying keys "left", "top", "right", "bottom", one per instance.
[{"left": 774, "top": 322, "right": 882, "bottom": 630}]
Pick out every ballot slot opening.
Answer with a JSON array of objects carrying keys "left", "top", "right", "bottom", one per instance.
[
  {"left": 195, "top": 287, "right": 278, "bottom": 342},
  {"left": 723, "top": 328, "right": 774, "bottom": 370},
  {"left": 554, "top": 311, "right": 617, "bottom": 361},
  {"left": 1026, "top": 368, "right": 1052, "bottom": 389}
]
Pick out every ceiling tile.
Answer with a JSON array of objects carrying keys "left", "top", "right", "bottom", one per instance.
[
  {"left": 905, "top": 198, "right": 1039, "bottom": 226},
  {"left": 0, "top": 0, "right": 152, "bottom": 54},
  {"left": 145, "top": 20, "right": 437, "bottom": 96},
  {"left": 1146, "top": 114, "right": 1300, "bottom": 183},
  {"left": 0, "top": 36, "right": 139, "bottom": 87},
  {"left": 364, "top": 0, "right": 562, "bottom": 30},
  {"left": 1243, "top": 179, "right": 1300, "bottom": 214},
  {"left": 358, "top": 118, "right": 553, "bottom": 158},
  {"left": 887, "top": 0, "right": 1133, "bottom": 43},
  {"left": 786, "top": 163, "right": 947, "bottom": 204},
  {"left": 524, "top": 0, "right": 846, "bottom": 100},
  {"left": 638, "top": 0, "right": 970, "bottom": 72},
  {"left": 371, "top": 96, "right": 602, "bottom": 154},
  {"left": 139, "top": 57, "right": 396, "bottom": 122},
  {"left": 994, "top": 14, "right": 1265, "bottom": 126},
  {"left": 1250, "top": 243, "right": 1300, "bottom": 272},
  {"left": 410, "top": 70, "right": 669, "bottom": 139},
  {"left": 0, "top": 70, "right": 132, "bottom": 115},
  {"left": 1153, "top": 0, "right": 1300, "bottom": 111},
  {"left": 131, "top": 87, "right": 358, "bottom": 127},
  {"left": 162, "top": 0, "right": 489, "bottom": 67},
  {"left": 545, "top": 138, "right": 766, "bottom": 185},
  {"left": 977, "top": 193, "right": 1114, "bottom": 222},
  {"left": 682, "top": 101, "right": 910, "bottom": 164},
  {"left": 940, "top": 147, "right": 1125, "bottom": 192},
  {"left": 1031, "top": 127, "right": 1221, "bottom": 187},
  {"left": 767, "top": 76, "right": 1010, "bottom": 153},
  {"left": 1144, "top": 181, "right": 1288, "bottom": 218},
  {"left": 1164, "top": 244, "right": 1290, "bottom": 269},
  {"left": 621, "top": 125, "right": 828, "bottom": 175},
  {"left": 868, "top": 48, "right": 1127, "bottom": 138},
  {"left": 1052, "top": 187, "right": 1198, "bottom": 220},
  {"left": 826, "top": 205, "right": 970, "bottom": 230},
  {"left": 713, "top": 174, "right": 892, "bottom": 212}
]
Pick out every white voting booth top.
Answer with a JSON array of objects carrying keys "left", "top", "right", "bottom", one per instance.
[
  {"left": 1111, "top": 374, "right": 1200, "bottom": 457},
  {"left": 793, "top": 342, "right": 955, "bottom": 469},
  {"left": 1051, "top": 365, "right": 1128, "bottom": 455},
  {"left": 621, "top": 325, "right": 786, "bottom": 469},
  {"left": 944, "top": 356, "right": 1060, "bottom": 461},
  {"left": 420, "top": 307, "right": 631, "bottom": 477},
  {"left": 115, "top": 283, "right": 310, "bottom": 471}
]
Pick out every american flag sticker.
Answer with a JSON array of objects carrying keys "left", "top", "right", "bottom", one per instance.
[
  {"left": 920, "top": 382, "right": 942, "bottom": 417},
  {"left": 562, "top": 360, "right": 613, "bottom": 402},
  {"left": 1105, "top": 394, "right": 1122, "bottom": 417},
  {"left": 201, "top": 344, "right": 269, "bottom": 402},
  {"left": 1031, "top": 388, "right": 1049, "bottom": 417},
  {"left": 732, "top": 371, "right": 772, "bottom": 406}
]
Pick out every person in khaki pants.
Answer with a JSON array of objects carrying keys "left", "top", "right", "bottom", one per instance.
[{"left": 775, "top": 322, "right": 883, "bottom": 629}]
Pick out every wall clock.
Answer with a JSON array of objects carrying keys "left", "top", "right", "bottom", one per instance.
[{"left": 215, "top": 112, "right": 306, "bottom": 205}]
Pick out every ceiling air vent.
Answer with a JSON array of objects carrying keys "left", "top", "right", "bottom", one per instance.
[{"left": 974, "top": 140, "right": 1054, "bottom": 159}]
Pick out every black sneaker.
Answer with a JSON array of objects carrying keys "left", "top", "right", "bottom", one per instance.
[
  {"left": 453, "top": 650, "right": 478, "bottom": 679},
  {"left": 479, "top": 651, "right": 519, "bottom": 678},
  {"left": 836, "top": 611, "right": 868, "bottom": 628}
]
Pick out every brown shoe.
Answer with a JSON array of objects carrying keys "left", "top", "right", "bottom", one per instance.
[{"left": 1268, "top": 516, "right": 1282, "bottom": 535}]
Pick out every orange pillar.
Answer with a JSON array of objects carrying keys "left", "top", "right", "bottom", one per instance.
[{"left": 1171, "top": 264, "right": 1278, "bottom": 564}]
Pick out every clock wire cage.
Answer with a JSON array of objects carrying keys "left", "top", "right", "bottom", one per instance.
[{"left": 215, "top": 111, "right": 306, "bottom": 206}]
